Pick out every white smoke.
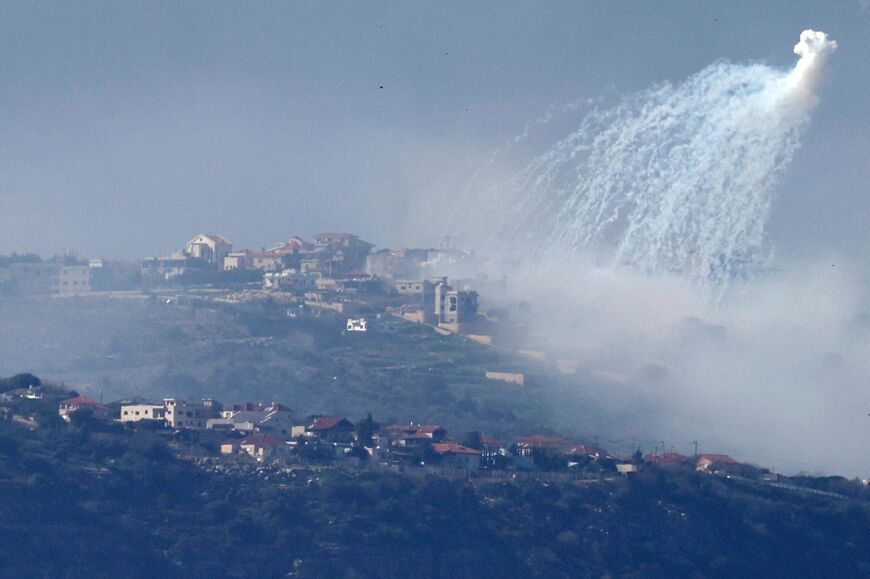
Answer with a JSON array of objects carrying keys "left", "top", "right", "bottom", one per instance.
[
  {"left": 458, "top": 32, "right": 865, "bottom": 476},
  {"left": 472, "top": 30, "right": 836, "bottom": 302},
  {"left": 788, "top": 29, "right": 838, "bottom": 109}
]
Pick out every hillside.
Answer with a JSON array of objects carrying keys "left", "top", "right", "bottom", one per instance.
[
  {"left": 0, "top": 296, "right": 572, "bottom": 438},
  {"left": 1, "top": 404, "right": 869, "bottom": 578}
]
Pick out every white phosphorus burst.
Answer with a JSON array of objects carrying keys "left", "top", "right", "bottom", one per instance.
[{"left": 488, "top": 30, "right": 836, "bottom": 301}]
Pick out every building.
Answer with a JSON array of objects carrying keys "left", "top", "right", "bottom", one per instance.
[
  {"left": 366, "top": 248, "right": 430, "bottom": 280},
  {"left": 163, "top": 398, "right": 219, "bottom": 429},
  {"left": 515, "top": 435, "right": 574, "bottom": 456},
  {"left": 296, "top": 415, "right": 355, "bottom": 443},
  {"left": 223, "top": 250, "right": 254, "bottom": 271},
  {"left": 696, "top": 454, "right": 741, "bottom": 472},
  {"left": 120, "top": 403, "right": 167, "bottom": 423},
  {"left": 434, "top": 280, "right": 479, "bottom": 331},
  {"left": 53, "top": 266, "right": 92, "bottom": 295},
  {"left": 308, "top": 233, "right": 374, "bottom": 276},
  {"left": 3, "top": 262, "right": 92, "bottom": 296},
  {"left": 184, "top": 234, "right": 232, "bottom": 267},
  {"left": 346, "top": 318, "right": 367, "bottom": 332},
  {"left": 207, "top": 402, "right": 294, "bottom": 437},
  {"left": 221, "top": 434, "right": 290, "bottom": 461},
  {"left": 645, "top": 452, "right": 690, "bottom": 468},
  {"left": 140, "top": 252, "right": 204, "bottom": 280},
  {"left": 58, "top": 395, "right": 109, "bottom": 422},
  {"left": 263, "top": 269, "right": 319, "bottom": 292},
  {"left": 431, "top": 443, "right": 481, "bottom": 471}
]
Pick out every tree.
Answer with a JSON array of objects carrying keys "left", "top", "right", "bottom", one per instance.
[
  {"left": 355, "top": 413, "right": 379, "bottom": 447},
  {"left": 0, "top": 373, "right": 42, "bottom": 393}
]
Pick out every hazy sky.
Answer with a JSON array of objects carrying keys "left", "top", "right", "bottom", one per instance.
[{"left": 1, "top": 1, "right": 868, "bottom": 262}]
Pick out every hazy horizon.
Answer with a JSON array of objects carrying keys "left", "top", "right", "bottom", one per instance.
[{"left": 1, "top": 2, "right": 869, "bottom": 269}]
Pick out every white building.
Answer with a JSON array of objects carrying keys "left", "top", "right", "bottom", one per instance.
[
  {"left": 53, "top": 266, "right": 92, "bottom": 296},
  {"left": 184, "top": 234, "right": 232, "bottom": 267},
  {"left": 119, "top": 404, "right": 166, "bottom": 423},
  {"left": 163, "top": 398, "right": 218, "bottom": 429}
]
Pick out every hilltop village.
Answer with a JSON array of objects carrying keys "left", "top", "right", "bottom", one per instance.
[
  {"left": 2, "top": 371, "right": 850, "bottom": 495},
  {"left": 4, "top": 237, "right": 870, "bottom": 577},
  {"left": 0, "top": 232, "right": 505, "bottom": 340}
]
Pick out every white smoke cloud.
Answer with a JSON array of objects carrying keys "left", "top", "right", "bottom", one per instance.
[
  {"left": 461, "top": 31, "right": 862, "bottom": 476},
  {"left": 787, "top": 29, "right": 838, "bottom": 109},
  {"left": 466, "top": 30, "right": 837, "bottom": 303}
]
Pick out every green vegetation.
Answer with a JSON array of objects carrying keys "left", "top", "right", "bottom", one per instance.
[
  {"left": 0, "top": 297, "right": 554, "bottom": 439},
  {"left": 1, "top": 395, "right": 870, "bottom": 578}
]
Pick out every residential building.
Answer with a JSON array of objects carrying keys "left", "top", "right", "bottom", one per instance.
[
  {"left": 221, "top": 434, "right": 290, "bottom": 461},
  {"left": 366, "top": 248, "right": 429, "bottom": 280},
  {"left": 645, "top": 452, "right": 690, "bottom": 468},
  {"left": 223, "top": 250, "right": 254, "bottom": 271},
  {"left": 696, "top": 454, "right": 741, "bottom": 472},
  {"left": 263, "top": 269, "right": 319, "bottom": 292},
  {"left": 434, "top": 280, "right": 479, "bottom": 331},
  {"left": 431, "top": 442, "right": 480, "bottom": 471},
  {"left": 250, "top": 237, "right": 313, "bottom": 272},
  {"left": 53, "top": 266, "right": 92, "bottom": 295},
  {"left": 184, "top": 234, "right": 232, "bottom": 267},
  {"left": 163, "top": 398, "right": 219, "bottom": 429},
  {"left": 120, "top": 403, "right": 166, "bottom": 423},
  {"left": 208, "top": 402, "right": 294, "bottom": 437},
  {"left": 308, "top": 233, "right": 374, "bottom": 276},
  {"left": 296, "top": 415, "right": 355, "bottom": 443},
  {"left": 140, "top": 252, "right": 204, "bottom": 280},
  {"left": 515, "top": 435, "right": 574, "bottom": 456},
  {"left": 58, "top": 395, "right": 109, "bottom": 422}
]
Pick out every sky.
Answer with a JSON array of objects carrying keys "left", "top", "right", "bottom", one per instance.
[{"left": 0, "top": 2, "right": 868, "bottom": 261}]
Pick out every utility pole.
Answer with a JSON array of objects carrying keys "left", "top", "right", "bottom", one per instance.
[
  {"left": 660, "top": 440, "right": 666, "bottom": 456},
  {"left": 692, "top": 440, "right": 699, "bottom": 458}
]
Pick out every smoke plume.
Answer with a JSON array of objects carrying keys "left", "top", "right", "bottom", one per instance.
[
  {"left": 471, "top": 30, "right": 837, "bottom": 302},
  {"left": 462, "top": 31, "right": 865, "bottom": 476}
]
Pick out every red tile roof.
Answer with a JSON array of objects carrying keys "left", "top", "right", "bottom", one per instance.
[
  {"left": 60, "top": 395, "right": 100, "bottom": 406},
  {"left": 516, "top": 435, "right": 573, "bottom": 449},
  {"left": 307, "top": 415, "right": 352, "bottom": 431},
  {"left": 563, "top": 445, "right": 594, "bottom": 456},
  {"left": 432, "top": 443, "right": 480, "bottom": 456}
]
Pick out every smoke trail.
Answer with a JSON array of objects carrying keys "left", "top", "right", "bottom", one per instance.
[{"left": 481, "top": 30, "right": 836, "bottom": 300}]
